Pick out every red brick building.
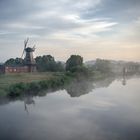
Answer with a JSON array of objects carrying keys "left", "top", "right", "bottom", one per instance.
[
  {"left": 0, "top": 65, "right": 32, "bottom": 74},
  {"left": 5, "top": 66, "right": 30, "bottom": 73}
]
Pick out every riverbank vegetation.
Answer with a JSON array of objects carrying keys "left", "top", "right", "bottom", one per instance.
[
  {"left": 8, "top": 73, "right": 72, "bottom": 97},
  {"left": 1, "top": 54, "right": 139, "bottom": 97},
  {"left": 0, "top": 55, "right": 93, "bottom": 97},
  {"left": 7, "top": 69, "right": 93, "bottom": 97},
  {"left": 0, "top": 72, "right": 57, "bottom": 96}
]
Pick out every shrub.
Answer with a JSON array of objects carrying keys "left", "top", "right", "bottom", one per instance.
[{"left": 8, "top": 82, "right": 27, "bottom": 96}]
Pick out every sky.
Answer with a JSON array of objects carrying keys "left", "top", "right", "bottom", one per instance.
[{"left": 0, "top": 0, "right": 140, "bottom": 62}]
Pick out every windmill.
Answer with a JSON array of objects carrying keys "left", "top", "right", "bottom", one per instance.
[{"left": 21, "top": 38, "right": 36, "bottom": 72}]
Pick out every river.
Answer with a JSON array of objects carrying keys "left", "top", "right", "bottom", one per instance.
[{"left": 0, "top": 75, "right": 140, "bottom": 140}]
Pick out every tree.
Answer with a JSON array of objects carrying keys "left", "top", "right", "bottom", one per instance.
[
  {"left": 35, "top": 55, "right": 64, "bottom": 72},
  {"left": 94, "top": 59, "right": 111, "bottom": 73},
  {"left": 55, "top": 61, "right": 65, "bottom": 72},
  {"left": 66, "top": 55, "right": 83, "bottom": 72},
  {"left": 5, "top": 58, "right": 24, "bottom": 66}
]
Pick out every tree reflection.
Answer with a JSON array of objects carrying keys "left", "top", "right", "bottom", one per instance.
[
  {"left": 65, "top": 77, "right": 115, "bottom": 97},
  {"left": 66, "top": 79, "right": 94, "bottom": 97}
]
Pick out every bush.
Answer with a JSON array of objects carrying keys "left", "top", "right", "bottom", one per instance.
[
  {"left": 8, "top": 82, "right": 27, "bottom": 96},
  {"left": 27, "top": 82, "right": 41, "bottom": 92},
  {"left": 39, "top": 80, "right": 49, "bottom": 89},
  {"left": 7, "top": 74, "right": 72, "bottom": 97}
]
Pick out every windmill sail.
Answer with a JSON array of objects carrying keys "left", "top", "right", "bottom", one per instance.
[
  {"left": 21, "top": 49, "right": 25, "bottom": 59},
  {"left": 21, "top": 38, "right": 29, "bottom": 59},
  {"left": 24, "top": 38, "right": 29, "bottom": 49}
]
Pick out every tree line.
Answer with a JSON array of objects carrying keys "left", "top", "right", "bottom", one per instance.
[
  {"left": 5, "top": 55, "right": 139, "bottom": 75},
  {"left": 4, "top": 55, "right": 84, "bottom": 73}
]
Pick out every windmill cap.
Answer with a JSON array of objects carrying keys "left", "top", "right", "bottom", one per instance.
[{"left": 25, "top": 47, "right": 35, "bottom": 52}]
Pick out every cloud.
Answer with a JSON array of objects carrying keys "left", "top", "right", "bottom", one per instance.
[
  {"left": 0, "top": 0, "right": 103, "bottom": 38},
  {"left": 0, "top": 0, "right": 139, "bottom": 62},
  {"left": 83, "top": 0, "right": 140, "bottom": 20}
]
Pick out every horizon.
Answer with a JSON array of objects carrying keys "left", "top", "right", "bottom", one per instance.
[{"left": 0, "top": 0, "right": 140, "bottom": 62}]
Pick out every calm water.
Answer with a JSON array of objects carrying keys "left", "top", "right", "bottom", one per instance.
[{"left": 0, "top": 76, "right": 140, "bottom": 140}]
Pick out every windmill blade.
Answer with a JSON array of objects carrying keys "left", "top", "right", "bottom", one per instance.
[
  {"left": 24, "top": 39, "right": 28, "bottom": 48},
  {"left": 24, "top": 40, "right": 26, "bottom": 48},
  {"left": 24, "top": 38, "right": 29, "bottom": 48},
  {"left": 21, "top": 49, "right": 25, "bottom": 59}
]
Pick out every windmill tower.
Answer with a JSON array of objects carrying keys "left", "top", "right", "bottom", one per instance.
[{"left": 21, "top": 38, "right": 36, "bottom": 72}]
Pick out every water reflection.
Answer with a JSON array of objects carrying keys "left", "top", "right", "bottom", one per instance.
[
  {"left": 122, "top": 67, "right": 127, "bottom": 86},
  {"left": 0, "top": 75, "right": 137, "bottom": 106},
  {"left": 66, "top": 79, "right": 94, "bottom": 97},
  {"left": 0, "top": 74, "right": 139, "bottom": 109},
  {"left": 122, "top": 74, "right": 126, "bottom": 86},
  {"left": 0, "top": 76, "right": 116, "bottom": 117},
  {"left": 0, "top": 75, "right": 140, "bottom": 140},
  {"left": 65, "top": 77, "right": 115, "bottom": 97},
  {"left": 24, "top": 96, "right": 35, "bottom": 114}
]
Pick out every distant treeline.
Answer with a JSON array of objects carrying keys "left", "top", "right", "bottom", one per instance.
[
  {"left": 86, "top": 58, "right": 140, "bottom": 75},
  {"left": 3, "top": 55, "right": 140, "bottom": 74}
]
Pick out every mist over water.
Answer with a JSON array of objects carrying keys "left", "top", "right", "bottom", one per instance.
[{"left": 0, "top": 75, "right": 140, "bottom": 140}]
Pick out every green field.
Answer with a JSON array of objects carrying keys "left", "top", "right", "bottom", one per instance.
[{"left": 0, "top": 72, "right": 61, "bottom": 95}]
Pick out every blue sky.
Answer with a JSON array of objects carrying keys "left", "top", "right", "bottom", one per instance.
[{"left": 0, "top": 0, "right": 140, "bottom": 62}]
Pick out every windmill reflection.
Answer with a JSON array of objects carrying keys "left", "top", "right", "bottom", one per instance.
[
  {"left": 122, "top": 76, "right": 126, "bottom": 86},
  {"left": 24, "top": 96, "right": 35, "bottom": 114}
]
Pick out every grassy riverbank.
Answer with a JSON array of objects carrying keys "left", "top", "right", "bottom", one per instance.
[
  {"left": 0, "top": 71, "right": 108, "bottom": 97},
  {"left": 0, "top": 72, "right": 67, "bottom": 96}
]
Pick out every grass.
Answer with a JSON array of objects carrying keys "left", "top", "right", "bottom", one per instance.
[{"left": 0, "top": 72, "right": 63, "bottom": 96}]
